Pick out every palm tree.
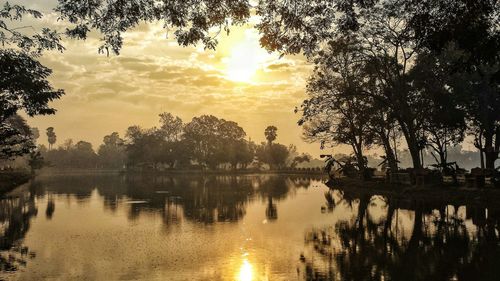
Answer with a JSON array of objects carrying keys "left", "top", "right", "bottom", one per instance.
[
  {"left": 46, "top": 127, "right": 56, "bottom": 150},
  {"left": 264, "top": 125, "right": 277, "bottom": 145}
]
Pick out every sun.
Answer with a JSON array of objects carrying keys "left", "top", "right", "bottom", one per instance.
[
  {"left": 225, "top": 44, "right": 260, "bottom": 82},
  {"left": 222, "top": 31, "right": 272, "bottom": 83}
]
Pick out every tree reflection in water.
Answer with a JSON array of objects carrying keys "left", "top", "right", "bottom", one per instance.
[
  {"left": 3, "top": 175, "right": 496, "bottom": 280},
  {"left": 119, "top": 175, "right": 254, "bottom": 224},
  {"left": 120, "top": 175, "right": 314, "bottom": 224},
  {"left": 301, "top": 189, "right": 500, "bottom": 281},
  {"left": 258, "top": 176, "right": 313, "bottom": 222},
  {"left": 18, "top": 174, "right": 317, "bottom": 227},
  {"left": 0, "top": 191, "right": 37, "bottom": 272},
  {"left": 0, "top": 174, "right": 319, "bottom": 276}
]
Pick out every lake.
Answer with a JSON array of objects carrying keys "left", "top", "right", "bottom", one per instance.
[{"left": 0, "top": 174, "right": 499, "bottom": 281}]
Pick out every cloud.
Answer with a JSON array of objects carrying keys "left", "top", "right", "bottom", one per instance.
[
  {"left": 16, "top": 1, "right": 326, "bottom": 156},
  {"left": 266, "top": 62, "right": 292, "bottom": 70}
]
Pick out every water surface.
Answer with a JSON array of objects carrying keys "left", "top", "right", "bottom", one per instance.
[{"left": 0, "top": 174, "right": 499, "bottom": 280}]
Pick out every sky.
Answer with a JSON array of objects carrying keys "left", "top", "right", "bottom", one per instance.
[{"left": 11, "top": 1, "right": 332, "bottom": 156}]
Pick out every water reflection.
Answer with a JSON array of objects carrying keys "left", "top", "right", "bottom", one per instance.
[
  {"left": 25, "top": 174, "right": 315, "bottom": 226},
  {"left": 45, "top": 198, "right": 55, "bottom": 219},
  {"left": 301, "top": 187, "right": 500, "bottom": 281},
  {"left": 0, "top": 192, "right": 37, "bottom": 272},
  {"left": 237, "top": 258, "right": 254, "bottom": 281},
  {"left": 1, "top": 174, "right": 498, "bottom": 280},
  {"left": 0, "top": 174, "right": 319, "bottom": 279}
]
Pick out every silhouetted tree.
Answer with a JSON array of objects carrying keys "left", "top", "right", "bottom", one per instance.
[
  {"left": 125, "top": 126, "right": 165, "bottom": 169},
  {"left": 298, "top": 38, "right": 374, "bottom": 177},
  {"left": 408, "top": 0, "right": 499, "bottom": 168},
  {"left": 407, "top": 49, "right": 467, "bottom": 168},
  {"left": 259, "top": 126, "right": 290, "bottom": 169},
  {"left": 0, "top": 50, "right": 63, "bottom": 128},
  {"left": 256, "top": 143, "right": 290, "bottom": 170},
  {"left": 43, "top": 138, "right": 98, "bottom": 168},
  {"left": 98, "top": 132, "right": 126, "bottom": 169},
  {"left": 257, "top": 0, "right": 499, "bottom": 170},
  {"left": 183, "top": 115, "right": 246, "bottom": 169},
  {"left": 30, "top": 128, "right": 39, "bottom": 143},
  {"left": 55, "top": 0, "right": 251, "bottom": 55},
  {"left": 72, "top": 141, "right": 97, "bottom": 168},
  {"left": 226, "top": 140, "right": 254, "bottom": 169},
  {"left": 264, "top": 125, "right": 278, "bottom": 145},
  {"left": 0, "top": 115, "right": 35, "bottom": 160},
  {"left": 1, "top": 3, "right": 64, "bottom": 156},
  {"left": 28, "top": 151, "right": 45, "bottom": 174},
  {"left": 290, "top": 154, "right": 311, "bottom": 168},
  {"left": 46, "top": 127, "right": 57, "bottom": 150},
  {"left": 158, "top": 112, "right": 183, "bottom": 142}
]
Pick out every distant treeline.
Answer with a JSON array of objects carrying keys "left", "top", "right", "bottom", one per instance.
[
  {"left": 37, "top": 113, "right": 312, "bottom": 171},
  {"left": 0, "top": 112, "right": 487, "bottom": 173}
]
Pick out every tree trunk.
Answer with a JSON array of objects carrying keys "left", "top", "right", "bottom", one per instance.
[
  {"left": 384, "top": 201, "right": 395, "bottom": 237},
  {"left": 399, "top": 122, "right": 422, "bottom": 169},
  {"left": 484, "top": 130, "right": 498, "bottom": 169},
  {"left": 438, "top": 151, "right": 447, "bottom": 169},
  {"left": 408, "top": 204, "right": 423, "bottom": 252},
  {"left": 380, "top": 133, "right": 398, "bottom": 172},
  {"left": 357, "top": 195, "right": 369, "bottom": 231},
  {"left": 352, "top": 142, "right": 366, "bottom": 180},
  {"left": 477, "top": 131, "right": 485, "bottom": 169}
]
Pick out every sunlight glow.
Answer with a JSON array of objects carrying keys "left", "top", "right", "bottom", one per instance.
[
  {"left": 237, "top": 259, "right": 254, "bottom": 281},
  {"left": 223, "top": 31, "right": 272, "bottom": 83}
]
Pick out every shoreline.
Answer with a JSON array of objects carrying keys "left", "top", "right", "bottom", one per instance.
[
  {"left": 36, "top": 168, "right": 326, "bottom": 176},
  {"left": 328, "top": 178, "right": 500, "bottom": 208},
  {"left": 0, "top": 170, "right": 32, "bottom": 195},
  {"left": 3, "top": 170, "right": 500, "bottom": 208}
]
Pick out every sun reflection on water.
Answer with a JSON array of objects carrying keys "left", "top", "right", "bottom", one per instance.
[{"left": 237, "top": 258, "right": 254, "bottom": 281}]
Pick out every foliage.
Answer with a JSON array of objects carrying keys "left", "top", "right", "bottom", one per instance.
[
  {"left": 407, "top": 46, "right": 468, "bottom": 167},
  {"left": 290, "top": 154, "right": 311, "bottom": 168},
  {"left": 256, "top": 143, "right": 290, "bottom": 170},
  {"left": 0, "top": 51, "right": 63, "bottom": 155},
  {"left": 275, "top": 0, "right": 500, "bottom": 170},
  {"left": 97, "top": 132, "right": 126, "bottom": 169},
  {"left": 0, "top": 3, "right": 64, "bottom": 159},
  {"left": 4, "top": 0, "right": 498, "bottom": 171},
  {"left": 264, "top": 125, "right": 277, "bottom": 145},
  {"left": 158, "top": 112, "right": 183, "bottom": 142},
  {"left": 43, "top": 139, "right": 98, "bottom": 169},
  {"left": 298, "top": 37, "right": 375, "bottom": 175},
  {"left": 408, "top": 0, "right": 500, "bottom": 169},
  {"left": 122, "top": 114, "right": 261, "bottom": 170},
  {"left": 226, "top": 139, "right": 255, "bottom": 169},
  {"left": 0, "top": 115, "right": 35, "bottom": 160},
  {"left": 55, "top": 0, "right": 251, "bottom": 55},
  {"left": 0, "top": 2, "right": 64, "bottom": 56},
  {"left": 46, "top": 127, "right": 57, "bottom": 150},
  {"left": 183, "top": 115, "right": 246, "bottom": 169},
  {"left": 28, "top": 151, "right": 45, "bottom": 173},
  {"left": 125, "top": 126, "right": 166, "bottom": 168},
  {"left": 37, "top": 113, "right": 308, "bottom": 171}
]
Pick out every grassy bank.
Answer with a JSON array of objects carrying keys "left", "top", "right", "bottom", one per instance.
[{"left": 0, "top": 170, "right": 32, "bottom": 194}]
